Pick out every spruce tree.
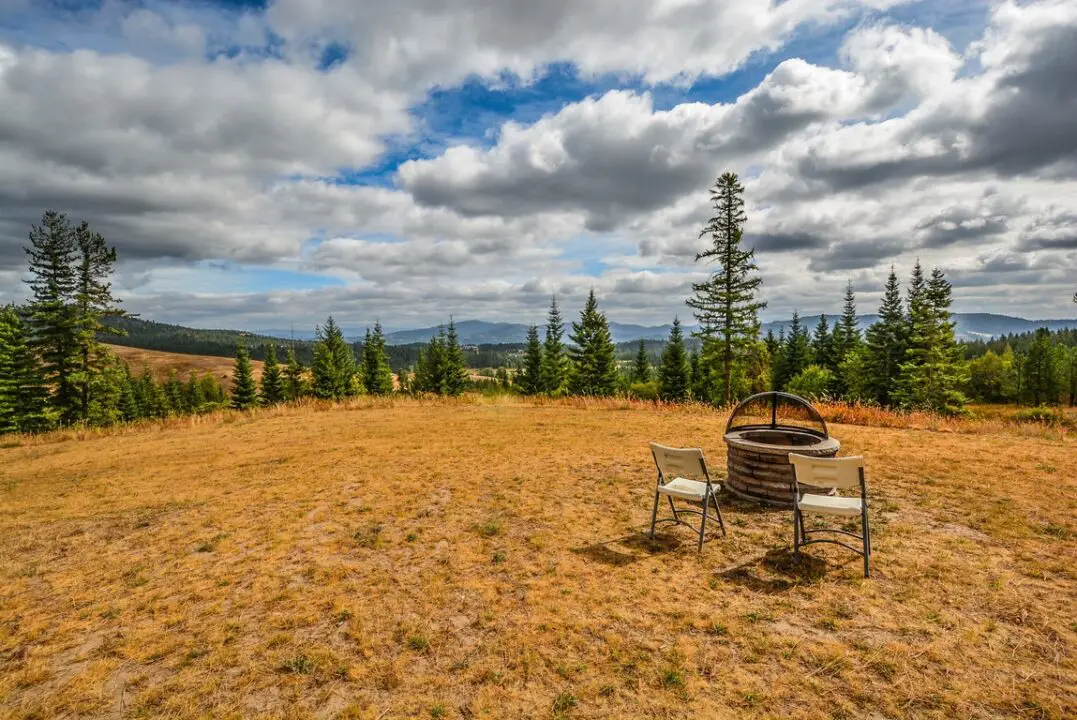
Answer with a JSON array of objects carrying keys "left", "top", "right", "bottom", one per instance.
[
  {"left": 164, "top": 369, "right": 184, "bottom": 413},
  {"left": 443, "top": 319, "right": 469, "bottom": 396},
  {"left": 517, "top": 325, "right": 544, "bottom": 395},
  {"left": 657, "top": 317, "right": 691, "bottom": 402},
  {"left": 414, "top": 333, "right": 444, "bottom": 393},
  {"left": 284, "top": 346, "right": 305, "bottom": 400},
  {"left": 631, "top": 339, "right": 651, "bottom": 383},
  {"left": 688, "top": 349, "right": 702, "bottom": 400},
  {"left": 1021, "top": 328, "right": 1061, "bottom": 405},
  {"left": 775, "top": 312, "right": 811, "bottom": 390},
  {"left": 0, "top": 306, "right": 51, "bottom": 433},
  {"left": 686, "top": 172, "right": 766, "bottom": 404},
  {"left": 231, "top": 344, "right": 259, "bottom": 409},
  {"left": 71, "top": 221, "right": 125, "bottom": 421},
  {"left": 811, "top": 314, "right": 834, "bottom": 371},
  {"left": 568, "top": 290, "right": 620, "bottom": 396},
  {"left": 833, "top": 281, "right": 862, "bottom": 360},
  {"left": 865, "top": 267, "right": 907, "bottom": 406},
  {"left": 24, "top": 211, "right": 79, "bottom": 423},
  {"left": 119, "top": 364, "right": 140, "bottom": 421},
  {"left": 312, "top": 316, "right": 356, "bottom": 400},
  {"left": 540, "top": 297, "right": 570, "bottom": 395},
  {"left": 184, "top": 372, "right": 205, "bottom": 411},
  {"left": 894, "top": 266, "right": 967, "bottom": 413},
  {"left": 260, "top": 343, "right": 285, "bottom": 404},
  {"left": 362, "top": 322, "right": 395, "bottom": 395}
]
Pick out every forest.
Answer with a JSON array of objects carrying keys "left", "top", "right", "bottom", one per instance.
[{"left": 2, "top": 174, "right": 1076, "bottom": 435}]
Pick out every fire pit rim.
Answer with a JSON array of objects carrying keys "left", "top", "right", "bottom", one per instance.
[{"left": 724, "top": 428, "right": 840, "bottom": 454}]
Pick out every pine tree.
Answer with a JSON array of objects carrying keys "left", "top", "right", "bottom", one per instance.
[
  {"left": 811, "top": 314, "right": 834, "bottom": 370},
  {"left": 71, "top": 221, "right": 125, "bottom": 421},
  {"left": 568, "top": 290, "right": 620, "bottom": 396},
  {"left": 1021, "top": 328, "right": 1061, "bottom": 405},
  {"left": 362, "top": 322, "right": 395, "bottom": 395},
  {"left": 24, "top": 211, "right": 79, "bottom": 423},
  {"left": 184, "top": 372, "right": 205, "bottom": 411},
  {"left": 833, "top": 281, "right": 862, "bottom": 360},
  {"left": 686, "top": 172, "right": 766, "bottom": 404},
  {"left": 119, "top": 364, "right": 140, "bottom": 421},
  {"left": 517, "top": 325, "right": 544, "bottom": 395},
  {"left": 260, "top": 343, "right": 285, "bottom": 404},
  {"left": 0, "top": 306, "right": 51, "bottom": 433},
  {"left": 443, "top": 319, "right": 469, "bottom": 396},
  {"left": 688, "top": 349, "right": 702, "bottom": 400},
  {"left": 631, "top": 339, "right": 651, "bottom": 384},
  {"left": 284, "top": 346, "right": 305, "bottom": 400},
  {"left": 231, "top": 344, "right": 259, "bottom": 409},
  {"left": 774, "top": 312, "right": 811, "bottom": 390},
  {"left": 312, "top": 316, "right": 356, "bottom": 400},
  {"left": 865, "top": 267, "right": 907, "bottom": 406},
  {"left": 414, "top": 333, "right": 443, "bottom": 393},
  {"left": 657, "top": 318, "right": 691, "bottom": 402},
  {"left": 163, "top": 369, "right": 184, "bottom": 413},
  {"left": 540, "top": 297, "right": 570, "bottom": 396}
]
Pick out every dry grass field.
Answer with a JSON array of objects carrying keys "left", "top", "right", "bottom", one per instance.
[
  {"left": 1, "top": 397, "right": 1074, "bottom": 719},
  {"left": 106, "top": 345, "right": 263, "bottom": 389}
]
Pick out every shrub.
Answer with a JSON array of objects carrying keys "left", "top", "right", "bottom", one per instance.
[
  {"left": 785, "top": 365, "right": 834, "bottom": 401},
  {"left": 1013, "top": 406, "right": 1069, "bottom": 427}
]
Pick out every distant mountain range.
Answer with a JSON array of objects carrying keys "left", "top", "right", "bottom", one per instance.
[{"left": 267, "top": 313, "right": 1074, "bottom": 346}]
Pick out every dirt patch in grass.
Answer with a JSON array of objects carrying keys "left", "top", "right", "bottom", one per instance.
[{"left": 0, "top": 397, "right": 1074, "bottom": 718}]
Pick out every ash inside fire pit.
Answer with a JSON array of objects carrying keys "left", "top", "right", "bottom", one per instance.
[{"left": 722, "top": 392, "right": 839, "bottom": 506}]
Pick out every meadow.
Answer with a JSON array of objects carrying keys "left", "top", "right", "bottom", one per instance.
[{"left": 1, "top": 397, "right": 1074, "bottom": 719}]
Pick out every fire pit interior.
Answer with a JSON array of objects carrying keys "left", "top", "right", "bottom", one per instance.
[{"left": 723, "top": 392, "right": 839, "bottom": 506}]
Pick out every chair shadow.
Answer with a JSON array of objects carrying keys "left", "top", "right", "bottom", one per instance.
[
  {"left": 571, "top": 529, "right": 684, "bottom": 566},
  {"left": 717, "top": 547, "right": 830, "bottom": 593}
]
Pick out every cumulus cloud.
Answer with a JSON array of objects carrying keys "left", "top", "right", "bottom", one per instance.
[{"left": 1, "top": 0, "right": 1075, "bottom": 325}]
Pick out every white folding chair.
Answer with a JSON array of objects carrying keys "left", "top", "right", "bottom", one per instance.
[
  {"left": 648, "top": 443, "right": 726, "bottom": 551},
  {"left": 789, "top": 454, "right": 871, "bottom": 577}
]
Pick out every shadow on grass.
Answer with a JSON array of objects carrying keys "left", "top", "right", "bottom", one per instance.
[
  {"left": 717, "top": 547, "right": 831, "bottom": 593},
  {"left": 571, "top": 530, "right": 684, "bottom": 566}
]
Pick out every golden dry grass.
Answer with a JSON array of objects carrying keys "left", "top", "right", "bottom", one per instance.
[
  {"left": 106, "top": 345, "right": 264, "bottom": 389},
  {"left": 1, "top": 397, "right": 1074, "bottom": 719}
]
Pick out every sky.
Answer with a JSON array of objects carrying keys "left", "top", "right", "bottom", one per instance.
[{"left": 0, "top": 0, "right": 1075, "bottom": 332}]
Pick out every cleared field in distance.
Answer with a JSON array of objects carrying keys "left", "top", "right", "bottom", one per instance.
[
  {"left": 1, "top": 398, "right": 1074, "bottom": 719},
  {"left": 106, "top": 344, "right": 263, "bottom": 389}
]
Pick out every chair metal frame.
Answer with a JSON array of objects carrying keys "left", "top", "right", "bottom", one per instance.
[
  {"left": 790, "top": 454, "right": 872, "bottom": 578},
  {"left": 648, "top": 443, "right": 726, "bottom": 552}
]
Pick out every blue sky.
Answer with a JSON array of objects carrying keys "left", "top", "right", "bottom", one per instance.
[{"left": 1, "top": 0, "right": 1074, "bottom": 331}]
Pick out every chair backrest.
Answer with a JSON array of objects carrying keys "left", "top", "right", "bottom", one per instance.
[
  {"left": 650, "top": 443, "right": 708, "bottom": 481},
  {"left": 789, "top": 454, "right": 864, "bottom": 490}
]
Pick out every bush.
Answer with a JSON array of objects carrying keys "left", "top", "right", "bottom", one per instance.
[
  {"left": 1013, "top": 406, "right": 1069, "bottom": 427},
  {"left": 627, "top": 380, "right": 659, "bottom": 401},
  {"left": 785, "top": 365, "right": 834, "bottom": 401}
]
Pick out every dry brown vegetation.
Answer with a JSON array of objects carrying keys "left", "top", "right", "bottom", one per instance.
[
  {"left": 1, "top": 397, "right": 1074, "bottom": 719},
  {"left": 106, "top": 344, "right": 263, "bottom": 389}
]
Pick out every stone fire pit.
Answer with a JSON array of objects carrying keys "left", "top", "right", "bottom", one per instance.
[{"left": 723, "top": 392, "right": 839, "bottom": 506}]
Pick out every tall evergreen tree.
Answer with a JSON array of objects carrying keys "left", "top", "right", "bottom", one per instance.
[
  {"left": 517, "top": 325, "right": 544, "bottom": 395},
  {"left": 231, "top": 344, "right": 259, "bottom": 409},
  {"left": 864, "top": 267, "right": 907, "bottom": 406},
  {"left": 568, "top": 290, "right": 620, "bottom": 396},
  {"left": 414, "top": 331, "right": 445, "bottom": 393},
  {"left": 184, "top": 371, "right": 205, "bottom": 411},
  {"left": 0, "top": 306, "right": 51, "bottom": 433},
  {"left": 1021, "top": 328, "right": 1061, "bottom": 405},
  {"left": 774, "top": 312, "right": 811, "bottom": 390},
  {"left": 894, "top": 266, "right": 967, "bottom": 413},
  {"left": 362, "top": 322, "right": 395, "bottom": 395},
  {"left": 811, "top": 314, "right": 834, "bottom": 370},
  {"left": 24, "top": 211, "right": 79, "bottom": 422},
  {"left": 71, "top": 221, "right": 125, "bottom": 420},
  {"left": 260, "top": 343, "right": 285, "bottom": 404},
  {"left": 540, "top": 296, "right": 570, "bottom": 395},
  {"left": 657, "top": 318, "right": 691, "bottom": 402},
  {"left": 686, "top": 172, "right": 766, "bottom": 404},
  {"left": 631, "top": 339, "right": 652, "bottom": 384},
  {"left": 284, "top": 346, "right": 306, "bottom": 400},
  {"left": 688, "top": 349, "right": 702, "bottom": 401},
  {"left": 312, "top": 316, "right": 356, "bottom": 400},
  {"left": 832, "top": 281, "right": 862, "bottom": 360},
  {"left": 443, "top": 319, "right": 470, "bottom": 396}
]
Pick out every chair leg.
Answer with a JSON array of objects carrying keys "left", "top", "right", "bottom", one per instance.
[
  {"left": 711, "top": 493, "right": 726, "bottom": 537},
  {"left": 698, "top": 494, "right": 709, "bottom": 553},
  {"left": 862, "top": 509, "right": 871, "bottom": 578},
  {"left": 793, "top": 507, "right": 801, "bottom": 558},
  {"left": 649, "top": 490, "right": 661, "bottom": 539},
  {"left": 667, "top": 495, "right": 678, "bottom": 524}
]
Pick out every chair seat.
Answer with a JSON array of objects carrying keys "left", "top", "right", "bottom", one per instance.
[
  {"left": 798, "top": 493, "right": 862, "bottom": 517},
  {"left": 657, "top": 477, "right": 715, "bottom": 502}
]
